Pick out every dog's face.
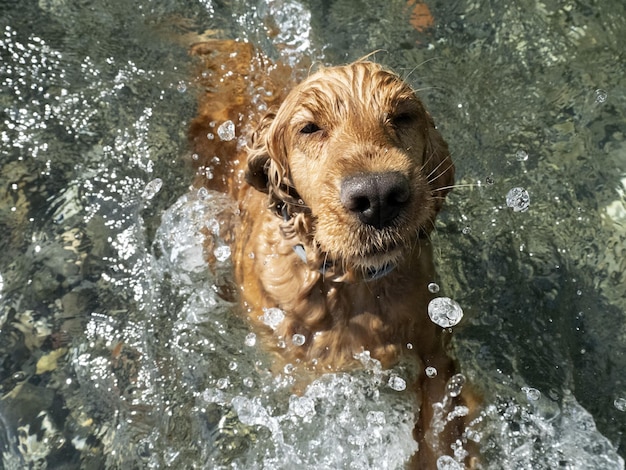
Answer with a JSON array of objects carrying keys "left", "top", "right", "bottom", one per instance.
[{"left": 246, "top": 61, "right": 454, "bottom": 274}]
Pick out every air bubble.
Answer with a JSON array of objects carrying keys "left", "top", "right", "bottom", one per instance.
[
  {"left": 428, "top": 297, "right": 464, "bottom": 328},
  {"left": 216, "top": 377, "right": 229, "bottom": 389},
  {"left": 176, "top": 81, "right": 187, "bottom": 93},
  {"left": 506, "top": 187, "right": 530, "bottom": 212},
  {"left": 425, "top": 366, "right": 438, "bottom": 378},
  {"left": 614, "top": 397, "right": 626, "bottom": 412}
]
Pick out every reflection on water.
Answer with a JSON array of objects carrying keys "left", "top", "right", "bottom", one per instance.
[{"left": 1, "top": 0, "right": 625, "bottom": 468}]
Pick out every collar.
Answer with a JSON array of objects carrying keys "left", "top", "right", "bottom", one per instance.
[{"left": 282, "top": 205, "right": 396, "bottom": 282}]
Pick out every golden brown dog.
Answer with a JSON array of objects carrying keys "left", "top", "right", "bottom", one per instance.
[{"left": 189, "top": 41, "right": 476, "bottom": 468}]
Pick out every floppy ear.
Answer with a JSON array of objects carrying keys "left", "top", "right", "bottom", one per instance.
[
  {"left": 245, "top": 110, "right": 302, "bottom": 215},
  {"left": 245, "top": 111, "right": 277, "bottom": 193},
  {"left": 423, "top": 113, "right": 455, "bottom": 212}
]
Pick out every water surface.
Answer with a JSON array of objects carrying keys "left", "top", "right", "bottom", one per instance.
[{"left": 1, "top": 0, "right": 625, "bottom": 468}]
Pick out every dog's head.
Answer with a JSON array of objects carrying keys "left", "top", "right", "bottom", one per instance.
[{"left": 246, "top": 61, "right": 454, "bottom": 275}]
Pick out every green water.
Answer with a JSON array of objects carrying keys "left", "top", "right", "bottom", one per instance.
[{"left": 1, "top": 0, "right": 625, "bottom": 468}]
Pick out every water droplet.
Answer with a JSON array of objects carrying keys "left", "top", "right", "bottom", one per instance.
[
  {"left": 428, "top": 297, "right": 464, "bottom": 328},
  {"left": 437, "top": 455, "right": 462, "bottom": 470},
  {"left": 292, "top": 333, "right": 306, "bottom": 346},
  {"left": 141, "top": 178, "right": 162, "bottom": 201},
  {"left": 228, "top": 361, "right": 238, "bottom": 371},
  {"left": 216, "top": 377, "right": 229, "bottom": 389},
  {"left": 283, "top": 363, "right": 294, "bottom": 374},
  {"left": 614, "top": 397, "right": 626, "bottom": 412},
  {"left": 12, "top": 371, "right": 25, "bottom": 381},
  {"left": 197, "top": 187, "right": 209, "bottom": 200},
  {"left": 388, "top": 375, "right": 407, "bottom": 391},
  {"left": 594, "top": 88, "right": 608, "bottom": 104},
  {"left": 506, "top": 187, "right": 530, "bottom": 212},
  {"left": 207, "top": 132, "right": 214, "bottom": 140},
  {"left": 515, "top": 149, "right": 529, "bottom": 162},
  {"left": 243, "top": 377, "right": 254, "bottom": 387},
  {"left": 244, "top": 332, "right": 256, "bottom": 347},
  {"left": 213, "top": 245, "right": 231, "bottom": 262},
  {"left": 260, "top": 308, "right": 285, "bottom": 330},
  {"left": 522, "top": 386, "right": 541, "bottom": 401},
  {"left": 191, "top": 153, "right": 199, "bottom": 161},
  {"left": 446, "top": 373, "right": 466, "bottom": 397},
  {"left": 217, "top": 120, "right": 236, "bottom": 141},
  {"left": 406, "top": 342, "right": 413, "bottom": 350},
  {"left": 428, "top": 282, "right": 440, "bottom": 293},
  {"left": 176, "top": 81, "right": 187, "bottom": 93},
  {"left": 462, "top": 226, "right": 471, "bottom": 235},
  {"left": 425, "top": 366, "right": 438, "bottom": 378}
]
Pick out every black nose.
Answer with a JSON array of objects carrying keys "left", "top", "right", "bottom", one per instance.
[{"left": 340, "top": 172, "right": 410, "bottom": 229}]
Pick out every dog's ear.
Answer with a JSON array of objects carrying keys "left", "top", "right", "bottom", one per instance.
[
  {"left": 423, "top": 113, "right": 455, "bottom": 212},
  {"left": 245, "top": 111, "right": 277, "bottom": 193}
]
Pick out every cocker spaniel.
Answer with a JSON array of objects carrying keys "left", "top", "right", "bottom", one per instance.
[{"left": 188, "top": 40, "right": 477, "bottom": 468}]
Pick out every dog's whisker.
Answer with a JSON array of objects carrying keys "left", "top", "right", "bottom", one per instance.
[
  {"left": 426, "top": 159, "right": 454, "bottom": 182},
  {"left": 431, "top": 183, "right": 478, "bottom": 192}
]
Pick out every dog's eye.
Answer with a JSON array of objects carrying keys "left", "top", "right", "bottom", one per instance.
[
  {"left": 391, "top": 113, "right": 417, "bottom": 128},
  {"left": 300, "top": 122, "right": 322, "bottom": 134}
]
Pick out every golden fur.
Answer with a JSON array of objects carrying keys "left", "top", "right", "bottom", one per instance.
[{"left": 189, "top": 40, "right": 477, "bottom": 468}]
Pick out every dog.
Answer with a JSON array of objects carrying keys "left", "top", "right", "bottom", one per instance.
[{"left": 188, "top": 40, "right": 477, "bottom": 468}]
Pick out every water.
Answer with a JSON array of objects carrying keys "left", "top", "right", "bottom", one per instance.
[{"left": 1, "top": 0, "right": 626, "bottom": 468}]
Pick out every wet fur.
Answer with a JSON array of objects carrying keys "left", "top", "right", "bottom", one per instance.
[{"left": 189, "top": 40, "right": 477, "bottom": 468}]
